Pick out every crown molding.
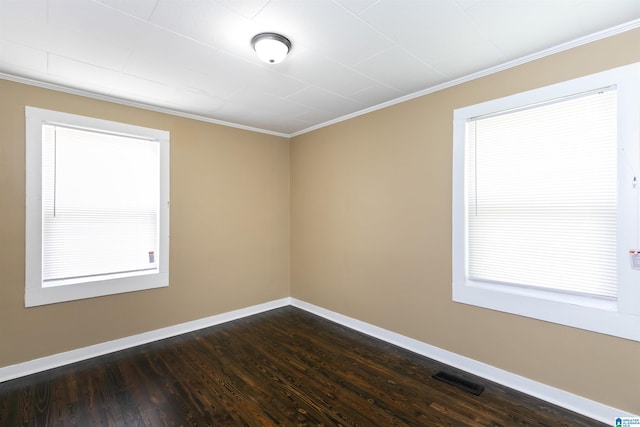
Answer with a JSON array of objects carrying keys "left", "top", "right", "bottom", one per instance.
[
  {"left": 290, "top": 18, "right": 640, "bottom": 137},
  {"left": 2, "top": 18, "right": 639, "bottom": 139},
  {"left": 0, "top": 72, "right": 290, "bottom": 138}
]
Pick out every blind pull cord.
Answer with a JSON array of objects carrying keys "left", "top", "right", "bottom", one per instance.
[
  {"left": 622, "top": 154, "right": 640, "bottom": 257},
  {"left": 636, "top": 175, "right": 639, "bottom": 261},
  {"left": 473, "top": 122, "right": 478, "bottom": 216},
  {"left": 53, "top": 126, "right": 57, "bottom": 218}
]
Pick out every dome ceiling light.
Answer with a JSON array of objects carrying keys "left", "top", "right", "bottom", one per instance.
[{"left": 251, "top": 32, "right": 291, "bottom": 64}]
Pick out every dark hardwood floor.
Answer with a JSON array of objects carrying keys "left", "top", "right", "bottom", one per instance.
[{"left": 0, "top": 306, "right": 605, "bottom": 426}]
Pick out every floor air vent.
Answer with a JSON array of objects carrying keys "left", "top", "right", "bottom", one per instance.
[{"left": 432, "top": 371, "right": 485, "bottom": 396}]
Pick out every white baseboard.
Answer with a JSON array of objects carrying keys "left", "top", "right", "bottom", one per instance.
[
  {"left": 290, "top": 298, "right": 636, "bottom": 424},
  {"left": 1, "top": 296, "right": 634, "bottom": 423},
  {"left": 0, "top": 297, "right": 291, "bottom": 383}
]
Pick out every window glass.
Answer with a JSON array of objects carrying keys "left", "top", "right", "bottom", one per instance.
[
  {"left": 465, "top": 89, "right": 617, "bottom": 300},
  {"left": 42, "top": 125, "right": 160, "bottom": 286}
]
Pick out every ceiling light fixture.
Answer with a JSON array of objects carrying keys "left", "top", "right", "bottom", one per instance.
[{"left": 251, "top": 32, "right": 291, "bottom": 64}]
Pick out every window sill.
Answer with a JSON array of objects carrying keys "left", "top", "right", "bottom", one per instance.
[
  {"left": 25, "top": 272, "right": 169, "bottom": 307},
  {"left": 453, "top": 278, "right": 640, "bottom": 342}
]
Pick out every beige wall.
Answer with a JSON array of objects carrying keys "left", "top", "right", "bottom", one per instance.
[
  {"left": 2, "top": 27, "right": 640, "bottom": 416},
  {"left": 290, "top": 29, "right": 640, "bottom": 414},
  {"left": 0, "top": 80, "right": 290, "bottom": 367}
]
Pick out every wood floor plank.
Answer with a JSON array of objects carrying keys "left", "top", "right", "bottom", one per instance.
[{"left": 0, "top": 306, "right": 606, "bottom": 426}]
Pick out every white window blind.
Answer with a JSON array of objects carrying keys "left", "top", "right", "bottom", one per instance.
[
  {"left": 465, "top": 88, "right": 618, "bottom": 300},
  {"left": 41, "top": 124, "right": 161, "bottom": 286}
]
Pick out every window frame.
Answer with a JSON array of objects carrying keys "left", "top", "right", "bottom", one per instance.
[
  {"left": 25, "top": 107, "right": 170, "bottom": 307},
  {"left": 452, "top": 62, "right": 640, "bottom": 342}
]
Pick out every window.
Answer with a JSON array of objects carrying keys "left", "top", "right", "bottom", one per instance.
[
  {"left": 452, "top": 62, "right": 640, "bottom": 341},
  {"left": 26, "top": 107, "right": 170, "bottom": 307}
]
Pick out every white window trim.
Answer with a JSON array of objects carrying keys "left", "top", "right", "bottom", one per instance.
[
  {"left": 25, "top": 107, "right": 170, "bottom": 307},
  {"left": 452, "top": 62, "right": 640, "bottom": 342}
]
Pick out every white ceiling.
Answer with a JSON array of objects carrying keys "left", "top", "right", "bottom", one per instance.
[{"left": 1, "top": 0, "right": 639, "bottom": 136}]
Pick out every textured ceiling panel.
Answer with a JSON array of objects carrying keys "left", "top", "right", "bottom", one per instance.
[{"left": 1, "top": 0, "right": 639, "bottom": 136}]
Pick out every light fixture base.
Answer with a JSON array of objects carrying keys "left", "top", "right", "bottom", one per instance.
[{"left": 251, "top": 32, "right": 291, "bottom": 64}]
